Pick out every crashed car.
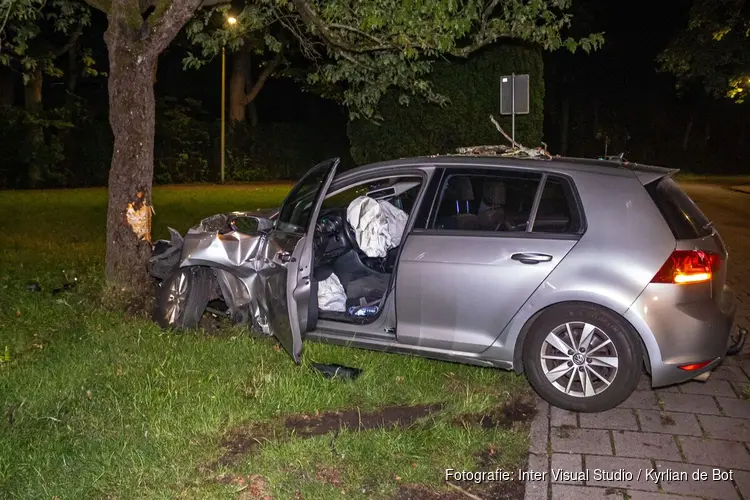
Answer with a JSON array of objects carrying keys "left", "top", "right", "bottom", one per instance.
[{"left": 149, "top": 156, "right": 745, "bottom": 412}]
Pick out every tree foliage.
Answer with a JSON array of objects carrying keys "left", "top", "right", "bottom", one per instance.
[
  {"left": 0, "top": 0, "right": 99, "bottom": 83},
  {"left": 184, "top": 0, "right": 602, "bottom": 120},
  {"left": 659, "top": 0, "right": 749, "bottom": 103}
]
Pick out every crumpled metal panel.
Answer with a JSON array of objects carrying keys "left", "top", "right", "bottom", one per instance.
[{"left": 151, "top": 210, "right": 279, "bottom": 333}]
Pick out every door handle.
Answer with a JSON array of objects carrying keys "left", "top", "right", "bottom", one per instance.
[
  {"left": 276, "top": 251, "right": 295, "bottom": 263},
  {"left": 511, "top": 253, "right": 553, "bottom": 264}
]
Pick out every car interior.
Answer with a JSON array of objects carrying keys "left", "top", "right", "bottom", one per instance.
[
  {"left": 310, "top": 176, "right": 423, "bottom": 323},
  {"left": 433, "top": 173, "right": 580, "bottom": 233}
]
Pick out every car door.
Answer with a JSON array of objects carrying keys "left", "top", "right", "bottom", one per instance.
[
  {"left": 264, "top": 158, "right": 339, "bottom": 362},
  {"left": 395, "top": 167, "right": 583, "bottom": 353}
]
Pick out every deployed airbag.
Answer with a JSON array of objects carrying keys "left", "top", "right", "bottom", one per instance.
[
  {"left": 317, "top": 272, "right": 347, "bottom": 312},
  {"left": 346, "top": 196, "right": 408, "bottom": 258}
]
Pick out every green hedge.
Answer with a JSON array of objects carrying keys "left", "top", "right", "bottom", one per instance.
[{"left": 347, "top": 43, "right": 544, "bottom": 165}]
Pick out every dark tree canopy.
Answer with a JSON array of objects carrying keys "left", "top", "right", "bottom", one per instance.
[{"left": 659, "top": 0, "right": 750, "bottom": 102}]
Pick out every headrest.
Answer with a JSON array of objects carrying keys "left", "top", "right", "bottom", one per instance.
[
  {"left": 444, "top": 176, "right": 474, "bottom": 201},
  {"left": 482, "top": 181, "right": 506, "bottom": 205}
]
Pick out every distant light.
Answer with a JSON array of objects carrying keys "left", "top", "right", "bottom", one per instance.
[
  {"left": 502, "top": 77, "right": 508, "bottom": 83},
  {"left": 227, "top": 16, "right": 237, "bottom": 25}
]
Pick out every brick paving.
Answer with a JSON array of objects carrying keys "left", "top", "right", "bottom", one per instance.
[{"left": 524, "top": 184, "right": 750, "bottom": 500}]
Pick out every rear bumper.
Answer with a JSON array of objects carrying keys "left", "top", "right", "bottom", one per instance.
[{"left": 624, "top": 283, "right": 737, "bottom": 388}]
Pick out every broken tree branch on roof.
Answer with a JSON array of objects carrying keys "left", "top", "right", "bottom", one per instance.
[{"left": 455, "top": 115, "right": 552, "bottom": 158}]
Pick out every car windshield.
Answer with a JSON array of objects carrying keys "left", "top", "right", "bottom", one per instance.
[{"left": 275, "top": 161, "right": 334, "bottom": 233}]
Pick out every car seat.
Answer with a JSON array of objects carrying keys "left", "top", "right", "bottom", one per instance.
[
  {"left": 436, "top": 176, "right": 480, "bottom": 230},
  {"left": 477, "top": 180, "right": 506, "bottom": 230}
]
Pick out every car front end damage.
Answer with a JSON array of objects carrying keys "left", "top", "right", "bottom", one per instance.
[{"left": 148, "top": 210, "right": 278, "bottom": 333}]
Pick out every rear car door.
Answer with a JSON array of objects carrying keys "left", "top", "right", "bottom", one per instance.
[
  {"left": 396, "top": 167, "right": 584, "bottom": 353},
  {"left": 264, "top": 158, "right": 339, "bottom": 362}
]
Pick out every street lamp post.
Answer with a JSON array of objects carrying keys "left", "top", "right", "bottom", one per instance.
[{"left": 220, "top": 16, "right": 237, "bottom": 184}]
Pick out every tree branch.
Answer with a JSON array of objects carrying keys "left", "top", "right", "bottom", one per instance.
[
  {"left": 244, "top": 50, "right": 282, "bottom": 105},
  {"left": 52, "top": 22, "right": 84, "bottom": 58},
  {"left": 84, "top": 0, "right": 111, "bottom": 14},
  {"left": 450, "top": 0, "right": 507, "bottom": 58},
  {"left": 291, "top": 0, "right": 395, "bottom": 53},
  {"left": 145, "top": 0, "right": 204, "bottom": 55},
  {"left": 450, "top": 34, "right": 504, "bottom": 58},
  {"left": 327, "top": 23, "right": 395, "bottom": 51}
]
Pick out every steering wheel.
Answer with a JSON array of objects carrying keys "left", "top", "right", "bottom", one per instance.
[
  {"left": 343, "top": 218, "right": 360, "bottom": 252},
  {"left": 313, "top": 211, "right": 360, "bottom": 261}
]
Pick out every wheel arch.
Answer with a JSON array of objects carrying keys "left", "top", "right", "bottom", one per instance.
[
  {"left": 179, "top": 261, "right": 253, "bottom": 320},
  {"left": 512, "top": 300, "right": 652, "bottom": 376}
]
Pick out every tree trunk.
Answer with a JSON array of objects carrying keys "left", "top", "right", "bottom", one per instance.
[
  {"left": 229, "top": 49, "right": 250, "bottom": 124},
  {"left": 0, "top": 67, "right": 15, "bottom": 106},
  {"left": 24, "top": 67, "right": 44, "bottom": 187},
  {"left": 24, "top": 67, "right": 43, "bottom": 111},
  {"left": 94, "top": 0, "right": 203, "bottom": 295},
  {"left": 68, "top": 40, "right": 81, "bottom": 95},
  {"left": 682, "top": 115, "right": 693, "bottom": 151},
  {"left": 103, "top": 34, "right": 158, "bottom": 292}
]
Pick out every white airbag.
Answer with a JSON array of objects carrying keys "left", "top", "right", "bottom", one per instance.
[
  {"left": 346, "top": 196, "right": 408, "bottom": 258},
  {"left": 317, "top": 272, "right": 347, "bottom": 312}
]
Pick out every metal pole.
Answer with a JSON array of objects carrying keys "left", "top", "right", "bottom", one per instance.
[
  {"left": 220, "top": 46, "right": 226, "bottom": 184},
  {"left": 511, "top": 73, "right": 516, "bottom": 146}
]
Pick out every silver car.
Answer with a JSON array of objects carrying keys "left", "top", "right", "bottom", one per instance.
[{"left": 150, "top": 155, "right": 744, "bottom": 412}]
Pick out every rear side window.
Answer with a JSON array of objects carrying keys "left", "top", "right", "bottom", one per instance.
[
  {"left": 532, "top": 177, "right": 583, "bottom": 234},
  {"left": 645, "top": 177, "right": 711, "bottom": 240}
]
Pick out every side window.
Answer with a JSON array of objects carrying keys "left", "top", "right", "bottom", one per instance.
[
  {"left": 322, "top": 177, "right": 422, "bottom": 215},
  {"left": 431, "top": 171, "right": 541, "bottom": 232},
  {"left": 532, "top": 177, "right": 583, "bottom": 234}
]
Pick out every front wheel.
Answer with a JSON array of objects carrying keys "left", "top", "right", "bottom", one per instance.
[
  {"left": 154, "top": 266, "right": 213, "bottom": 330},
  {"left": 522, "top": 303, "right": 642, "bottom": 413}
]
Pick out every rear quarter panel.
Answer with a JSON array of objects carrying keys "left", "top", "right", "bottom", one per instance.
[{"left": 487, "top": 168, "right": 677, "bottom": 368}]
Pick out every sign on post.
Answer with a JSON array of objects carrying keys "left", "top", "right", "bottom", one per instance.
[{"left": 500, "top": 74, "right": 530, "bottom": 145}]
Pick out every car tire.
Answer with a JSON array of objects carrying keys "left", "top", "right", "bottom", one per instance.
[
  {"left": 522, "top": 303, "right": 642, "bottom": 413},
  {"left": 154, "top": 266, "right": 213, "bottom": 330}
]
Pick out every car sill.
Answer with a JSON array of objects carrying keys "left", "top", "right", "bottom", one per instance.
[{"left": 305, "top": 329, "right": 513, "bottom": 370}]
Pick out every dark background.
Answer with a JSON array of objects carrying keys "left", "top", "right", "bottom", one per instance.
[{"left": 1, "top": 0, "right": 748, "bottom": 189}]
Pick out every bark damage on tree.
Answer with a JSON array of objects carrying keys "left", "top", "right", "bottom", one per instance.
[{"left": 91, "top": 0, "right": 203, "bottom": 293}]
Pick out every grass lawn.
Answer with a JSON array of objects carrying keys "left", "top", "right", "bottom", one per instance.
[{"left": 0, "top": 184, "right": 532, "bottom": 499}]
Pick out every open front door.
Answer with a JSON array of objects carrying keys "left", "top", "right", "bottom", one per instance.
[{"left": 264, "top": 158, "right": 339, "bottom": 362}]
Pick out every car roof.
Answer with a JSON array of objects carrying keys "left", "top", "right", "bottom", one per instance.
[{"left": 343, "top": 154, "right": 676, "bottom": 182}]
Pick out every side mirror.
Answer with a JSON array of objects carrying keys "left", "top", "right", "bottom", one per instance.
[{"left": 229, "top": 215, "right": 273, "bottom": 234}]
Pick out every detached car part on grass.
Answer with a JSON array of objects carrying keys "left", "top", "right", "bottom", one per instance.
[{"left": 149, "top": 156, "right": 747, "bottom": 413}]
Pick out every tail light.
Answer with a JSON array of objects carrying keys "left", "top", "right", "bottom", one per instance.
[
  {"left": 651, "top": 250, "right": 721, "bottom": 285},
  {"left": 678, "top": 360, "right": 712, "bottom": 371}
]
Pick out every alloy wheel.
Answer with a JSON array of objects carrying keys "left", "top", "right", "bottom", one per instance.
[
  {"left": 539, "top": 321, "right": 619, "bottom": 398},
  {"left": 165, "top": 271, "right": 188, "bottom": 324}
]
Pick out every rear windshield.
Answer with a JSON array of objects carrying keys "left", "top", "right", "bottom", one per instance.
[{"left": 645, "top": 177, "right": 712, "bottom": 240}]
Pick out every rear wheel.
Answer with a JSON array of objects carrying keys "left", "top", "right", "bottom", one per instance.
[
  {"left": 155, "top": 266, "right": 213, "bottom": 330},
  {"left": 522, "top": 303, "right": 642, "bottom": 412}
]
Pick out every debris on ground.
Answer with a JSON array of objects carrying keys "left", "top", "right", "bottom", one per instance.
[
  {"left": 311, "top": 362, "right": 362, "bottom": 380},
  {"left": 52, "top": 278, "right": 77, "bottom": 295}
]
